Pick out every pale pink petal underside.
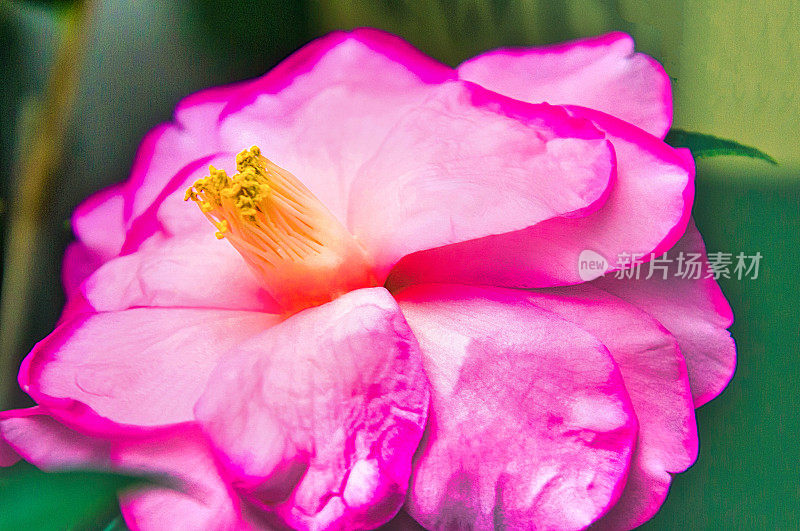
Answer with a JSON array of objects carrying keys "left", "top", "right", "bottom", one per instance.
[{"left": 69, "top": 184, "right": 126, "bottom": 267}]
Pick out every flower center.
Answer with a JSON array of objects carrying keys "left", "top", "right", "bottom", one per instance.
[{"left": 185, "top": 146, "right": 377, "bottom": 313}]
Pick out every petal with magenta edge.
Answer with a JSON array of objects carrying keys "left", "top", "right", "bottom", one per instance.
[
  {"left": 82, "top": 232, "right": 278, "bottom": 313},
  {"left": 218, "top": 29, "right": 453, "bottom": 225},
  {"left": 0, "top": 407, "right": 108, "bottom": 470},
  {"left": 458, "top": 32, "right": 672, "bottom": 138},
  {"left": 387, "top": 106, "right": 692, "bottom": 289},
  {"left": 594, "top": 220, "right": 736, "bottom": 407},
  {"left": 195, "top": 288, "right": 429, "bottom": 531},
  {"left": 112, "top": 424, "right": 254, "bottom": 531},
  {"left": 525, "top": 285, "right": 697, "bottom": 529},
  {"left": 396, "top": 284, "right": 637, "bottom": 530},
  {"left": 20, "top": 308, "right": 281, "bottom": 434}
]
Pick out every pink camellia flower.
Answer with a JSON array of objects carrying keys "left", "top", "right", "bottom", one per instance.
[{"left": 0, "top": 29, "right": 735, "bottom": 530}]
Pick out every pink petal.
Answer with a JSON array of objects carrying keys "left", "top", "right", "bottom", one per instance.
[
  {"left": 64, "top": 185, "right": 128, "bottom": 298},
  {"left": 144, "top": 153, "right": 236, "bottom": 241},
  {"left": 195, "top": 288, "right": 429, "bottom": 531},
  {"left": 0, "top": 409, "right": 255, "bottom": 530},
  {"left": 217, "top": 28, "right": 453, "bottom": 225},
  {"left": 173, "top": 78, "right": 258, "bottom": 132},
  {"left": 594, "top": 221, "right": 736, "bottom": 407},
  {"left": 72, "top": 30, "right": 616, "bottom": 288},
  {"left": 0, "top": 407, "right": 108, "bottom": 470},
  {"left": 82, "top": 232, "right": 278, "bottom": 313},
  {"left": 62, "top": 242, "right": 102, "bottom": 301},
  {"left": 73, "top": 29, "right": 446, "bottom": 262},
  {"left": 70, "top": 184, "right": 126, "bottom": 264},
  {"left": 0, "top": 410, "right": 23, "bottom": 467},
  {"left": 395, "top": 284, "right": 637, "bottom": 530},
  {"left": 101, "top": 81, "right": 246, "bottom": 251},
  {"left": 0, "top": 438, "right": 18, "bottom": 467},
  {"left": 220, "top": 27, "right": 452, "bottom": 116},
  {"left": 458, "top": 32, "right": 672, "bottom": 138},
  {"left": 67, "top": 129, "right": 224, "bottom": 287},
  {"left": 349, "top": 80, "right": 615, "bottom": 278},
  {"left": 387, "top": 106, "right": 692, "bottom": 289},
  {"left": 112, "top": 424, "right": 252, "bottom": 531},
  {"left": 80, "top": 34, "right": 384, "bottom": 261},
  {"left": 120, "top": 153, "right": 231, "bottom": 255},
  {"left": 124, "top": 118, "right": 226, "bottom": 229},
  {"left": 20, "top": 308, "right": 281, "bottom": 434},
  {"left": 525, "top": 285, "right": 697, "bottom": 529}
]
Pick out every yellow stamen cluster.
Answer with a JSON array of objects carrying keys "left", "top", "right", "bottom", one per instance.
[
  {"left": 185, "top": 147, "right": 323, "bottom": 257},
  {"left": 185, "top": 146, "right": 377, "bottom": 313}
]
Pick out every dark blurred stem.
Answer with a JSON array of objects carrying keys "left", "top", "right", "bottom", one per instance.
[{"left": 0, "top": 1, "right": 94, "bottom": 408}]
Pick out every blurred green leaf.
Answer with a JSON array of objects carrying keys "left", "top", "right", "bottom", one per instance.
[
  {"left": 665, "top": 129, "right": 778, "bottom": 164},
  {"left": 0, "top": 462, "right": 171, "bottom": 531}
]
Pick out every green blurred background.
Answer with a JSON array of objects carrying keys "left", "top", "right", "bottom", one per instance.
[{"left": 0, "top": 0, "right": 797, "bottom": 528}]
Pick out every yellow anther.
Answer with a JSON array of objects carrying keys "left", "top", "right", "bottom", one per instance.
[{"left": 214, "top": 220, "right": 229, "bottom": 239}]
